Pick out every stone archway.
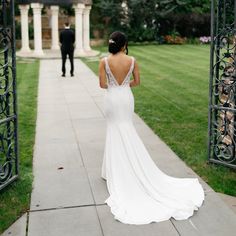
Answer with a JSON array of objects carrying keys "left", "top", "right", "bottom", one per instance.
[{"left": 16, "top": 0, "right": 97, "bottom": 57}]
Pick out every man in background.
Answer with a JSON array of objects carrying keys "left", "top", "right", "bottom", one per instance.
[{"left": 60, "top": 22, "right": 75, "bottom": 77}]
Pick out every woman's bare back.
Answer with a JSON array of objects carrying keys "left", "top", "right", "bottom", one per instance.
[{"left": 106, "top": 53, "right": 133, "bottom": 85}]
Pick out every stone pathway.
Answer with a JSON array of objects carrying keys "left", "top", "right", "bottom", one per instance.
[{"left": 2, "top": 59, "right": 236, "bottom": 236}]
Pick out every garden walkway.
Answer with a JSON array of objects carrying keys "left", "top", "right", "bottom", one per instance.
[{"left": 2, "top": 59, "right": 236, "bottom": 236}]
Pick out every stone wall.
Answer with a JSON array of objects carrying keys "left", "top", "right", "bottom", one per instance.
[{"left": 16, "top": 38, "right": 105, "bottom": 49}]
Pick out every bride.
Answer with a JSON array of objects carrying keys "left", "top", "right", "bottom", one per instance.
[{"left": 98, "top": 31, "right": 204, "bottom": 225}]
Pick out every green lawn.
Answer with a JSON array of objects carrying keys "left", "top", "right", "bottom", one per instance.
[
  {"left": 84, "top": 44, "right": 236, "bottom": 196},
  {"left": 0, "top": 59, "right": 39, "bottom": 234}
]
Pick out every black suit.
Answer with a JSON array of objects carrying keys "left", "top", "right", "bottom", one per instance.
[{"left": 60, "top": 28, "right": 75, "bottom": 75}]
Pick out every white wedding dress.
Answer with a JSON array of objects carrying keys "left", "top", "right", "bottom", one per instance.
[{"left": 101, "top": 56, "right": 204, "bottom": 225}]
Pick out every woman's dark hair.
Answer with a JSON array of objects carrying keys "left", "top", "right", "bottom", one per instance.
[{"left": 108, "top": 31, "right": 128, "bottom": 55}]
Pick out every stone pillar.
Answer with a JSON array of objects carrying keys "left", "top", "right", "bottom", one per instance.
[
  {"left": 19, "top": 5, "right": 31, "bottom": 53},
  {"left": 50, "top": 5, "right": 60, "bottom": 50},
  {"left": 31, "top": 3, "right": 44, "bottom": 56},
  {"left": 73, "top": 3, "right": 85, "bottom": 55},
  {"left": 83, "top": 5, "right": 92, "bottom": 52}
]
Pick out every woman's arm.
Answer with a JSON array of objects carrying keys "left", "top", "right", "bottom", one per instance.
[
  {"left": 99, "top": 59, "right": 108, "bottom": 89},
  {"left": 130, "top": 60, "right": 140, "bottom": 87}
]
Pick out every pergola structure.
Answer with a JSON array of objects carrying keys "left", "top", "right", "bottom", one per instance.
[{"left": 16, "top": 0, "right": 95, "bottom": 57}]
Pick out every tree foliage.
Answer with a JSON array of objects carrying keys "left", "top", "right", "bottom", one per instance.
[
  {"left": 91, "top": 0, "right": 125, "bottom": 38},
  {"left": 91, "top": 0, "right": 211, "bottom": 41},
  {"left": 126, "top": 0, "right": 159, "bottom": 41}
]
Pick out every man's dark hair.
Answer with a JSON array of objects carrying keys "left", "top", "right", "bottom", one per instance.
[{"left": 65, "top": 22, "right": 70, "bottom": 27}]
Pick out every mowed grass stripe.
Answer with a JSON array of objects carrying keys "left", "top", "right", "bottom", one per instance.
[
  {"left": 131, "top": 47, "right": 208, "bottom": 126},
  {"left": 131, "top": 51, "right": 209, "bottom": 96},
  {"left": 131, "top": 44, "right": 210, "bottom": 61},
  {"left": 131, "top": 47, "right": 209, "bottom": 80},
  {"left": 130, "top": 50, "right": 209, "bottom": 108},
  {"left": 133, "top": 46, "right": 209, "bottom": 71},
  {"left": 131, "top": 48, "right": 209, "bottom": 85}
]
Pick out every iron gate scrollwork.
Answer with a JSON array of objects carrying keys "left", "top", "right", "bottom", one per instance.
[
  {"left": 0, "top": 0, "right": 18, "bottom": 190},
  {"left": 208, "top": 0, "right": 236, "bottom": 168}
]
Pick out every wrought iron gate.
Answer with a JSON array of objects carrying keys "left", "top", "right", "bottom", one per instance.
[
  {"left": 0, "top": 0, "right": 18, "bottom": 190},
  {"left": 208, "top": 0, "right": 236, "bottom": 168}
]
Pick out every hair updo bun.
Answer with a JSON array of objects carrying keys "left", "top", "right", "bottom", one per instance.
[{"left": 108, "top": 31, "right": 128, "bottom": 55}]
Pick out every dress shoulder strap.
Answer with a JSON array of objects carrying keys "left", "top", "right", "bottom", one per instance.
[
  {"left": 104, "top": 57, "right": 113, "bottom": 75},
  {"left": 130, "top": 56, "right": 135, "bottom": 72},
  {"left": 104, "top": 57, "right": 108, "bottom": 71}
]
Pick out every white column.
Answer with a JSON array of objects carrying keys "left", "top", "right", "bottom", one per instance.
[
  {"left": 31, "top": 3, "right": 44, "bottom": 56},
  {"left": 73, "top": 3, "right": 85, "bottom": 55},
  {"left": 19, "top": 5, "right": 31, "bottom": 53},
  {"left": 83, "top": 5, "right": 92, "bottom": 52},
  {"left": 50, "top": 5, "right": 59, "bottom": 50}
]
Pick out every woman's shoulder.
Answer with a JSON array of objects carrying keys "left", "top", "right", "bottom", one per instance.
[
  {"left": 99, "top": 57, "right": 107, "bottom": 69},
  {"left": 101, "top": 54, "right": 136, "bottom": 64},
  {"left": 99, "top": 56, "right": 108, "bottom": 64},
  {"left": 127, "top": 55, "right": 136, "bottom": 62},
  {"left": 120, "top": 55, "right": 135, "bottom": 63}
]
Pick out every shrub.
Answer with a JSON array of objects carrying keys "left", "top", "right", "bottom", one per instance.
[
  {"left": 199, "top": 36, "right": 211, "bottom": 44},
  {"left": 29, "top": 22, "right": 34, "bottom": 40},
  {"left": 164, "top": 35, "right": 187, "bottom": 44},
  {"left": 186, "top": 37, "right": 201, "bottom": 44},
  {"left": 159, "top": 13, "right": 211, "bottom": 38},
  {"left": 15, "top": 21, "right": 21, "bottom": 40}
]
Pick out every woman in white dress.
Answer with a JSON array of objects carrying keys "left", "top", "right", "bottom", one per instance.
[{"left": 98, "top": 31, "right": 204, "bottom": 225}]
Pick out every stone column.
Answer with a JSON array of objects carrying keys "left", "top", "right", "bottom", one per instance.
[
  {"left": 31, "top": 3, "right": 44, "bottom": 56},
  {"left": 19, "top": 5, "right": 31, "bottom": 53},
  {"left": 83, "top": 5, "right": 92, "bottom": 52},
  {"left": 50, "top": 5, "right": 59, "bottom": 50},
  {"left": 73, "top": 3, "right": 85, "bottom": 55}
]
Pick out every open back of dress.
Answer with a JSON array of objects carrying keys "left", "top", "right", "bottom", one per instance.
[{"left": 102, "top": 56, "right": 204, "bottom": 224}]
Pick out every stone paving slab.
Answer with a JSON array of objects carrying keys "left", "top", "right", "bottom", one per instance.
[
  {"left": 96, "top": 205, "right": 179, "bottom": 236},
  {"left": 171, "top": 190, "right": 236, "bottom": 236},
  {"left": 28, "top": 207, "right": 103, "bottom": 236},
  {"left": 20, "top": 59, "right": 236, "bottom": 235},
  {"left": 30, "top": 166, "right": 94, "bottom": 210},
  {"left": 33, "top": 143, "right": 83, "bottom": 169},
  {"left": 1, "top": 214, "right": 27, "bottom": 236},
  {"left": 68, "top": 102, "right": 103, "bottom": 120},
  {"left": 218, "top": 192, "right": 236, "bottom": 214},
  {"left": 64, "top": 93, "right": 94, "bottom": 104},
  {"left": 87, "top": 167, "right": 109, "bottom": 204},
  {"left": 37, "top": 103, "right": 69, "bottom": 114},
  {"left": 73, "top": 118, "right": 106, "bottom": 168}
]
